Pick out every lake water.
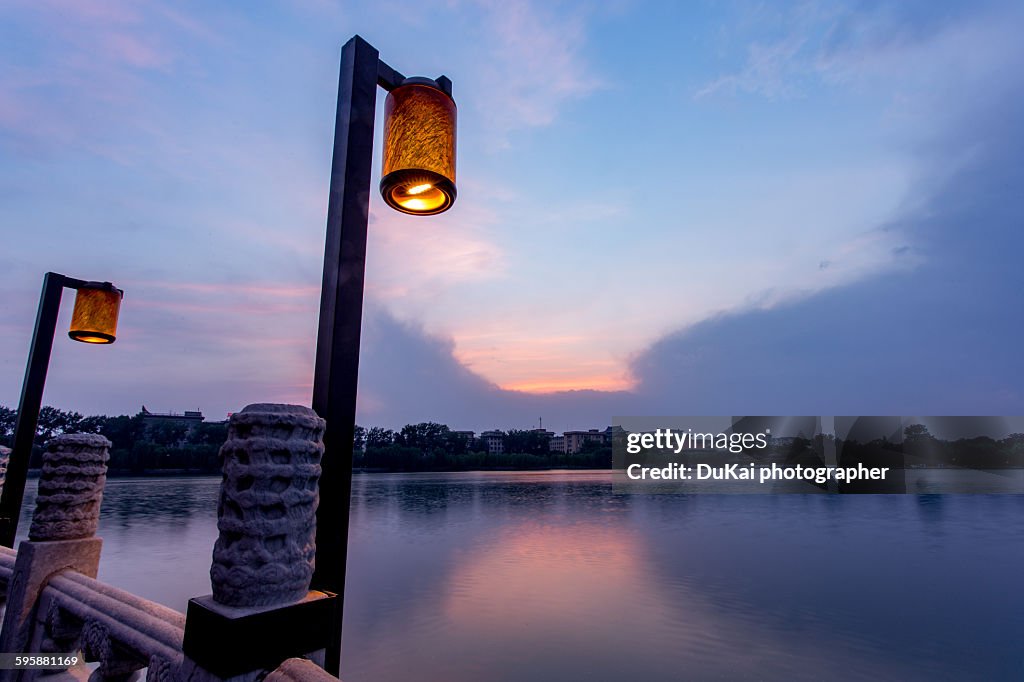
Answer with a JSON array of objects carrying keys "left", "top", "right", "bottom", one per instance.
[{"left": 16, "top": 472, "right": 1024, "bottom": 681}]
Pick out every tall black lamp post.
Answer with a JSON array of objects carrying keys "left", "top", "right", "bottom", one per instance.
[
  {"left": 0, "top": 272, "right": 123, "bottom": 547},
  {"left": 311, "top": 35, "right": 457, "bottom": 675}
]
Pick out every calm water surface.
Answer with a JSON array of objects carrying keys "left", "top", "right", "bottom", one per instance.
[{"left": 17, "top": 472, "right": 1024, "bottom": 681}]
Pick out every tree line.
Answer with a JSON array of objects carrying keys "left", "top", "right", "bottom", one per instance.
[
  {"left": 0, "top": 405, "right": 228, "bottom": 473},
  {"left": 767, "top": 425, "right": 1024, "bottom": 469},
  {"left": 354, "top": 423, "right": 611, "bottom": 471},
  {"left": 899, "top": 424, "right": 1024, "bottom": 468},
  {"left": 0, "top": 407, "right": 612, "bottom": 474}
]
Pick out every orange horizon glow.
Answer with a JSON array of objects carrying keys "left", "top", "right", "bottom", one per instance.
[
  {"left": 501, "top": 374, "right": 635, "bottom": 393},
  {"left": 449, "top": 331, "right": 640, "bottom": 395}
]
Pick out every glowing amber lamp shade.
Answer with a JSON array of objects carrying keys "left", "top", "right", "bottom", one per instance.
[
  {"left": 380, "top": 79, "right": 457, "bottom": 216},
  {"left": 68, "top": 283, "right": 123, "bottom": 344}
]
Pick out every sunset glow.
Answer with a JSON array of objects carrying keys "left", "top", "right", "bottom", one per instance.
[{"left": 501, "top": 375, "right": 635, "bottom": 394}]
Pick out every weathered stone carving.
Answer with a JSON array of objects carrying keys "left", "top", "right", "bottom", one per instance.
[
  {"left": 210, "top": 404, "right": 325, "bottom": 608},
  {"left": 80, "top": 619, "right": 113, "bottom": 670},
  {"left": 81, "top": 618, "right": 145, "bottom": 681},
  {"left": 146, "top": 654, "right": 177, "bottom": 682},
  {"left": 29, "top": 433, "right": 111, "bottom": 541},
  {"left": 0, "top": 444, "right": 10, "bottom": 495},
  {"left": 41, "top": 596, "right": 81, "bottom": 656}
]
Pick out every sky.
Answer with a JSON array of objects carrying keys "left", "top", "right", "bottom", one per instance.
[{"left": 1, "top": 0, "right": 1023, "bottom": 432}]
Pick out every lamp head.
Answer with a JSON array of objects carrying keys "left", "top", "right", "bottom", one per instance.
[
  {"left": 379, "top": 77, "right": 457, "bottom": 216},
  {"left": 69, "top": 282, "right": 123, "bottom": 344}
]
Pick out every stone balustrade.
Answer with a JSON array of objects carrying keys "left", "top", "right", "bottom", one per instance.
[
  {"left": 0, "top": 546, "right": 16, "bottom": 595},
  {"left": 0, "top": 405, "right": 341, "bottom": 682},
  {"left": 0, "top": 442, "right": 16, "bottom": 601},
  {"left": 31, "top": 571, "right": 185, "bottom": 682},
  {"left": 0, "top": 445, "right": 10, "bottom": 496}
]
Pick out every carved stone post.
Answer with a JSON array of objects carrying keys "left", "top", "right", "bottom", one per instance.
[
  {"left": 0, "top": 434, "right": 109, "bottom": 678},
  {"left": 0, "top": 446, "right": 10, "bottom": 497},
  {"left": 28, "top": 434, "right": 109, "bottom": 542},
  {"left": 210, "top": 404, "right": 324, "bottom": 607},
  {"left": 183, "top": 405, "right": 337, "bottom": 681}
]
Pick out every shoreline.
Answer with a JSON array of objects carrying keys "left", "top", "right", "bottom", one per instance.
[{"left": 23, "top": 465, "right": 610, "bottom": 478}]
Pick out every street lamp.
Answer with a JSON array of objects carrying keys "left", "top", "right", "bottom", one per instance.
[
  {"left": 310, "top": 35, "right": 456, "bottom": 676},
  {"left": 0, "top": 272, "right": 123, "bottom": 547}
]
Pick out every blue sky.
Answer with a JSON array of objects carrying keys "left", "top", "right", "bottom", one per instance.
[{"left": 1, "top": 1, "right": 1022, "bottom": 431}]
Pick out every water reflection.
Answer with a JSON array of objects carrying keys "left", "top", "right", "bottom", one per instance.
[
  {"left": 17, "top": 476, "right": 220, "bottom": 610},
  {"left": 13, "top": 472, "right": 1024, "bottom": 681},
  {"left": 342, "top": 472, "right": 1024, "bottom": 681}
]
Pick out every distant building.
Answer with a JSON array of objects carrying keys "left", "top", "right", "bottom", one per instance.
[
  {"left": 480, "top": 430, "right": 505, "bottom": 454},
  {"left": 140, "top": 406, "right": 204, "bottom": 444},
  {"left": 452, "top": 430, "right": 476, "bottom": 451},
  {"left": 550, "top": 435, "right": 565, "bottom": 453},
  {"left": 141, "top": 406, "right": 204, "bottom": 426},
  {"left": 771, "top": 436, "right": 800, "bottom": 449},
  {"left": 563, "top": 429, "right": 605, "bottom": 454},
  {"left": 531, "top": 428, "right": 555, "bottom": 450}
]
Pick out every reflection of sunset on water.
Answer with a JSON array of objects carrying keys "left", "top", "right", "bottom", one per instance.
[
  {"left": 442, "top": 521, "right": 663, "bottom": 635},
  {"left": 337, "top": 473, "right": 1010, "bottom": 681},
  {"left": 21, "top": 472, "right": 1015, "bottom": 681},
  {"left": 339, "top": 473, "right": 987, "bottom": 679},
  {"left": 436, "top": 518, "right": 929, "bottom": 681}
]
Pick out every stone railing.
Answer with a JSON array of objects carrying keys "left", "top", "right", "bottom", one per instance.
[
  {"left": 0, "top": 405, "right": 341, "bottom": 682},
  {"left": 30, "top": 571, "right": 185, "bottom": 682},
  {"left": 0, "top": 546, "right": 15, "bottom": 595},
  {"left": 0, "top": 449, "right": 21, "bottom": 602},
  {"left": 0, "top": 445, "right": 10, "bottom": 496}
]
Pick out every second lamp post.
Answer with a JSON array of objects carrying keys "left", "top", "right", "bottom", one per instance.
[
  {"left": 0, "top": 273, "right": 123, "bottom": 548},
  {"left": 311, "top": 35, "right": 457, "bottom": 675}
]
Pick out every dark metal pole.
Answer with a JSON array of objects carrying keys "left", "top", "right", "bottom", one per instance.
[
  {"left": 311, "top": 35, "right": 380, "bottom": 676},
  {"left": 0, "top": 272, "right": 66, "bottom": 547}
]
